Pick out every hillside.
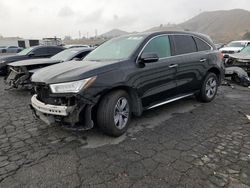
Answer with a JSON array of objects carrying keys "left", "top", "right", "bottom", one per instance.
[
  {"left": 180, "top": 9, "right": 250, "bottom": 42},
  {"left": 100, "top": 9, "right": 250, "bottom": 43},
  {"left": 100, "top": 29, "right": 129, "bottom": 38},
  {"left": 147, "top": 9, "right": 250, "bottom": 42}
]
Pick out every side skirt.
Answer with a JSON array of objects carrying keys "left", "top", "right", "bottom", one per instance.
[{"left": 146, "top": 93, "right": 195, "bottom": 110}]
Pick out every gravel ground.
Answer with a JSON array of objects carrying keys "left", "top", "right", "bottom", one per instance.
[{"left": 0, "top": 77, "right": 249, "bottom": 188}]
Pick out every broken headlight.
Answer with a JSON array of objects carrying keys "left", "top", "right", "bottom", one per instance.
[{"left": 49, "top": 77, "right": 96, "bottom": 94}]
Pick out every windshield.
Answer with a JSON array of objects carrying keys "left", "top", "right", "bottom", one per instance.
[
  {"left": 240, "top": 46, "right": 250, "bottom": 54},
  {"left": 227, "top": 42, "right": 246, "bottom": 48},
  {"left": 51, "top": 49, "right": 79, "bottom": 61},
  {"left": 85, "top": 35, "right": 146, "bottom": 61},
  {"left": 18, "top": 47, "right": 34, "bottom": 55}
]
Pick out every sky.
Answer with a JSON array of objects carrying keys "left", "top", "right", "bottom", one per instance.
[{"left": 0, "top": 0, "right": 249, "bottom": 39}]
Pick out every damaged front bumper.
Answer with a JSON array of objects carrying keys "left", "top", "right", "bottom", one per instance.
[
  {"left": 30, "top": 94, "right": 94, "bottom": 130},
  {"left": 31, "top": 94, "right": 75, "bottom": 116},
  {"left": 5, "top": 67, "right": 31, "bottom": 89}
]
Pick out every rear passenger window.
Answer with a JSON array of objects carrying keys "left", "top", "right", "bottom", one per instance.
[
  {"left": 48, "top": 47, "right": 64, "bottom": 55},
  {"left": 143, "top": 36, "right": 171, "bottom": 58},
  {"left": 33, "top": 48, "right": 48, "bottom": 56},
  {"left": 172, "top": 35, "right": 197, "bottom": 55},
  {"left": 194, "top": 37, "right": 211, "bottom": 51}
]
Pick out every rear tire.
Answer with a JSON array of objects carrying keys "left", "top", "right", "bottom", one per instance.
[
  {"left": 97, "top": 90, "right": 131, "bottom": 137},
  {"left": 196, "top": 73, "right": 218, "bottom": 103}
]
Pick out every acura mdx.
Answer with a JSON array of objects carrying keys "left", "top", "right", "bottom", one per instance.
[{"left": 30, "top": 31, "right": 224, "bottom": 137}]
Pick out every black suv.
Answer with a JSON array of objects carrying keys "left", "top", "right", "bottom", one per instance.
[
  {"left": 0, "top": 46, "right": 65, "bottom": 75},
  {"left": 30, "top": 31, "right": 224, "bottom": 137}
]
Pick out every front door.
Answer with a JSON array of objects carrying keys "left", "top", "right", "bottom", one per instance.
[{"left": 133, "top": 35, "right": 178, "bottom": 108}]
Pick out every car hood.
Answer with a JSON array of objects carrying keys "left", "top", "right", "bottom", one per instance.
[
  {"left": 9, "top": 58, "right": 60, "bottom": 67},
  {"left": 229, "top": 53, "right": 250, "bottom": 60},
  {"left": 31, "top": 60, "right": 119, "bottom": 84},
  {"left": 219, "top": 47, "right": 243, "bottom": 52},
  {"left": 0, "top": 54, "right": 28, "bottom": 64}
]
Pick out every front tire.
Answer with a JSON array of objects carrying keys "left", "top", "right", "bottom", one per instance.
[
  {"left": 97, "top": 90, "right": 131, "bottom": 137},
  {"left": 197, "top": 73, "right": 218, "bottom": 103}
]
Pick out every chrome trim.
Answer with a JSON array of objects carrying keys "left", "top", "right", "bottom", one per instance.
[
  {"left": 136, "top": 33, "right": 213, "bottom": 64},
  {"left": 147, "top": 93, "right": 194, "bottom": 110},
  {"left": 200, "top": 58, "right": 207, "bottom": 62},
  {"left": 169, "top": 64, "right": 178, "bottom": 68}
]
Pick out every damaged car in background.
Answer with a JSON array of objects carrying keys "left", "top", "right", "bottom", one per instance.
[
  {"left": 5, "top": 47, "right": 93, "bottom": 89},
  {"left": 225, "top": 67, "right": 250, "bottom": 87},
  {"left": 30, "top": 31, "right": 224, "bottom": 137},
  {"left": 223, "top": 45, "right": 250, "bottom": 87},
  {"left": 224, "top": 45, "right": 250, "bottom": 73},
  {"left": 0, "top": 45, "right": 65, "bottom": 75},
  {"left": 219, "top": 40, "right": 250, "bottom": 55}
]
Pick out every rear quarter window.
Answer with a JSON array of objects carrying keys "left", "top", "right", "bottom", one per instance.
[
  {"left": 171, "top": 35, "right": 197, "bottom": 55},
  {"left": 194, "top": 37, "right": 212, "bottom": 51}
]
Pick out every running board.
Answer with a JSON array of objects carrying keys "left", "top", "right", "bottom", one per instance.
[{"left": 147, "top": 93, "right": 194, "bottom": 110}]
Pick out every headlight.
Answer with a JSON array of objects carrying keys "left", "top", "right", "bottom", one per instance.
[
  {"left": 49, "top": 77, "right": 97, "bottom": 93},
  {"left": 0, "top": 60, "right": 6, "bottom": 64}
]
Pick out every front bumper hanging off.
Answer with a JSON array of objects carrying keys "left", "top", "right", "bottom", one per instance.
[{"left": 30, "top": 94, "right": 94, "bottom": 130}]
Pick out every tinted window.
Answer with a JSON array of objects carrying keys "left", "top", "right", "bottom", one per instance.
[
  {"left": 172, "top": 35, "right": 197, "bottom": 55},
  {"left": 143, "top": 36, "right": 171, "bottom": 58},
  {"left": 48, "top": 47, "right": 64, "bottom": 55},
  {"left": 75, "top": 51, "right": 91, "bottom": 60},
  {"left": 33, "top": 48, "right": 48, "bottom": 56},
  {"left": 194, "top": 37, "right": 211, "bottom": 51}
]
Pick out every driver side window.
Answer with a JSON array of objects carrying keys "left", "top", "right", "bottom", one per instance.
[{"left": 143, "top": 35, "right": 171, "bottom": 58}]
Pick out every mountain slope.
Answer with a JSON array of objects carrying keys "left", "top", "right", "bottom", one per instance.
[
  {"left": 180, "top": 9, "right": 250, "bottom": 42},
  {"left": 147, "top": 9, "right": 250, "bottom": 42},
  {"left": 100, "top": 29, "right": 129, "bottom": 38}
]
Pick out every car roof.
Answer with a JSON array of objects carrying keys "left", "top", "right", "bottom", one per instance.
[
  {"left": 67, "top": 47, "right": 94, "bottom": 52},
  {"left": 121, "top": 31, "right": 214, "bottom": 46},
  {"left": 229, "top": 40, "right": 250, "bottom": 43},
  {"left": 32, "top": 45, "right": 65, "bottom": 49}
]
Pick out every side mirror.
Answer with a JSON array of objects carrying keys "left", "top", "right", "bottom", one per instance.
[
  {"left": 73, "top": 57, "right": 81, "bottom": 61},
  {"left": 28, "top": 52, "right": 35, "bottom": 57},
  {"left": 223, "top": 54, "right": 229, "bottom": 59},
  {"left": 140, "top": 53, "right": 159, "bottom": 63}
]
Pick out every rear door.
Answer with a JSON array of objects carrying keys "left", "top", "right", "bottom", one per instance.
[{"left": 170, "top": 34, "right": 211, "bottom": 94}]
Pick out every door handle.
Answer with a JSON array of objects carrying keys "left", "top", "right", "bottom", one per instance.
[
  {"left": 169, "top": 64, "right": 178, "bottom": 68},
  {"left": 200, "top": 58, "right": 207, "bottom": 62}
]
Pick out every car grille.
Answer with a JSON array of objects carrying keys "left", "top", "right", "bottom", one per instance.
[{"left": 34, "top": 83, "right": 76, "bottom": 106}]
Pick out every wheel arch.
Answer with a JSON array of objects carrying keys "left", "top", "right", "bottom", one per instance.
[
  {"left": 207, "top": 67, "right": 222, "bottom": 84},
  {"left": 95, "top": 85, "right": 143, "bottom": 117}
]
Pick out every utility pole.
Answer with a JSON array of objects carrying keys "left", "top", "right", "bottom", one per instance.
[
  {"left": 95, "top": 29, "right": 98, "bottom": 38},
  {"left": 79, "top": 31, "right": 81, "bottom": 39}
]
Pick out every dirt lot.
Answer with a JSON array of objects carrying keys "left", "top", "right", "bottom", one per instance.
[{"left": 0, "top": 77, "right": 249, "bottom": 188}]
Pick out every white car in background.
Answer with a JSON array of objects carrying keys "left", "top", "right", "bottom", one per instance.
[
  {"left": 219, "top": 40, "right": 250, "bottom": 55},
  {"left": 0, "top": 46, "right": 23, "bottom": 53}
]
